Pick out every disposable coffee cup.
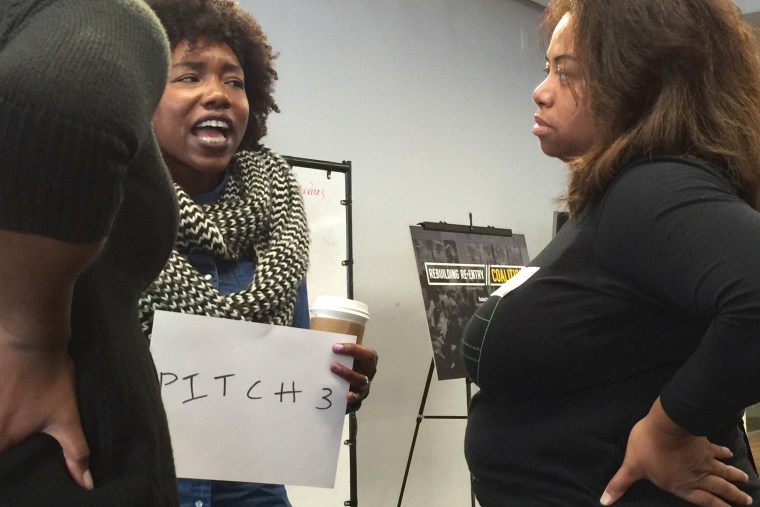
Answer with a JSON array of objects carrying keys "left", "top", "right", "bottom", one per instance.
[{"left": 310, "top": 295, "right": 370, "bottom": 344}]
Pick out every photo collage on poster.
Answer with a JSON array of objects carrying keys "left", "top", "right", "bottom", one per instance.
[{"left": 409, "top": 225, "right": 530, "bottom": 380}]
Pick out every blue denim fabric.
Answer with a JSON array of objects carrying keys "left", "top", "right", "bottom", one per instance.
[
  {"left": 184, "top": 250, "right": 310, "bottom": 327},
  {"left": 178, "top": 478, "right": 292, "bottom": 507}
]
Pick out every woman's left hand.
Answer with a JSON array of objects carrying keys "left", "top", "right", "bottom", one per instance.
[
  {"left": 601, "top": 397, "right": 752, "bottom": 507},
  {"left": 330, "top": 343, "right": 378, "bottom": 404}
]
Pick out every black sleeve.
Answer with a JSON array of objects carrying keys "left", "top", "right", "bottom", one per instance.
[
  {"left": 0, "top": 0, "right": 169, "bottom": 242},
  {"left": 595, "top": 159, "right": 760, "bottom": 435}
]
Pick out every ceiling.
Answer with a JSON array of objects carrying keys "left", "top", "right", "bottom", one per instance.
[{"left": 528, "top": 0, "right": 760, "bottom": 24}]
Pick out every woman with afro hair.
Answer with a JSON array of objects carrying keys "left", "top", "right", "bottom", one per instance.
[{"left": 140, "top": 1, "right": 378, "bottom": 505}]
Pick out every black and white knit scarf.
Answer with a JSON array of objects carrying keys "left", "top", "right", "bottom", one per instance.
[{"left": 138, "top": 145, "right": 309, "bottom": 336}]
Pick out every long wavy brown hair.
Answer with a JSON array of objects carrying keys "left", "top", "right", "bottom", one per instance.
[
  {"left": 146, "top": 0, "right": 278, "bottom": 150},
  {"left": 542, "top": 0, "right": 760, "bottom": 216}
]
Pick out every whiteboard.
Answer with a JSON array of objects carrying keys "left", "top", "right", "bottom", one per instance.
[
  {"left": 292, "top": 164, "right": 349, "bottom": 302},
  {"left": 288, "top": 158, "right": 354, "bottom": 505}
]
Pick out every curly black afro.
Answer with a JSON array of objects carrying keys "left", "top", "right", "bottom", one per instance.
[{"left": 147, "top": 0, "right": 278, "bottom": 149}]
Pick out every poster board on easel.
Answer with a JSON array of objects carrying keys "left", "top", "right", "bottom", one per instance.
[
  {"left": 400, "top": 220, "right": 531, "bottom": 507},
  {"left": 409, "top": 222, "right": 530, "bottom": 380}
]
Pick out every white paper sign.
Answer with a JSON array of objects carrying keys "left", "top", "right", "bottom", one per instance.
[{"left": 149, "top": 310, "right": 354, "bottom": 488}]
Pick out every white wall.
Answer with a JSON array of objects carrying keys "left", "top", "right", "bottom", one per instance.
[{"left": 239, "top": 1, "right": 565, "bottom": 506}]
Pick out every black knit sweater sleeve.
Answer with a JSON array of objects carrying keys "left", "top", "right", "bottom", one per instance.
[
  {"left": 0, "top": 0, "right": 170, "bottom": 243},
  {"left": 595, "top": 158, "right": 760, "bottom": 435}
]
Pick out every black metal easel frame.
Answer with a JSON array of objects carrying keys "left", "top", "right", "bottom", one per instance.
[
  {"left": 397, "top": 218, "right": 512, "bottom": 507},
  {"left": 284, "top": 155, "right": 358, "bottom": 507},
  {"left": 397, "top": 358, "right": 474, "bottom": 507}
]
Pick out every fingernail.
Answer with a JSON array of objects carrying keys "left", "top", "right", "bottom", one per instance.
[
  {"left": 83, "top": 469, "right": 94, "bottom": 490},
  {"left": 599, "top": 491, "right": 612, "bottom": 505},
  {"left": 331, "top": 363, "right": 342, "bottom": 374},
  {"left": 332, "top": 343, "right": 345, "bottom": 352}
]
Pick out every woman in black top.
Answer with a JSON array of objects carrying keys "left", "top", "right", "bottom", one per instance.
[
  {"left": 0, "top": 0, "right": 178, "bottom": 504},
  {"left": 462, "top": 1, "right": 760, "bottom": 506}
]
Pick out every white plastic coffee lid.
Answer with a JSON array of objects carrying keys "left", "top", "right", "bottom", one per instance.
[{"left": 310, "top": 295, "right": 370, "bottom": 324}]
